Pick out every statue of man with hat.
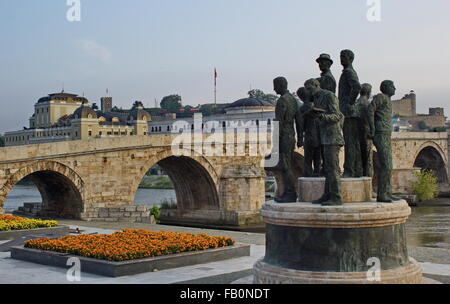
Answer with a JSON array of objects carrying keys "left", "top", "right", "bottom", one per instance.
[{"left": 316, "top": 54, "right": 337, "bottom": 94}]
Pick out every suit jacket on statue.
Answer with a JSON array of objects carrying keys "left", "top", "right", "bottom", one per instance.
[
  {"left": 368, "top": 93, "right": 393, "bottom": 135},
  {"left": 296, "top": 102, "right": 321, "bottom": 148},
  {"left": 318, "top": 70, "right": 337, "bottom": 94},
  {"left": 313, "top": 90, "right": 345, "bottom": 146},
  {"left": 275, "top": 92, "right": 298, "bottom": 153},
  {"left": 338, "top": 66, "right": 362, "bottom": 118}
]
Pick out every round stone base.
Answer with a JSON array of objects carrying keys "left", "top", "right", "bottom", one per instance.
[
  {"left": 255, "top": 201, "right": 423, "bottom": 284},
  {"left": 253, "top": 258, "right": 423, "bottom": 284},
  {"left": 298, "top": 177, "right": 372, "bottom": 203}
]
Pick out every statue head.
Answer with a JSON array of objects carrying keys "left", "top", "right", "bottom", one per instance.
[
  {"left": 360, "top": 83, "right": 372, "bottom": 98},
  {"left": 304, "top": 78, "right": 321, "bottom": 96},
  {"left": 297, "top": 87, "right": 311, "bottom": 103},
  {"left": 273, "top": 77, "right": 288, "bottom": 95},
  {"left": 340, "top": 49, "right": 355, "bottom": 67},
  {"left": 380, "top": 80, "right": 396, "bottom": 97},
  {"left": 316, "top": 54, "right": 333, "bottom": 72}
]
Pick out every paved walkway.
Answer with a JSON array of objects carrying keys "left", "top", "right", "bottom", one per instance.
[{"left": 0, "top": 222, "right": 449, "bottom": 284}]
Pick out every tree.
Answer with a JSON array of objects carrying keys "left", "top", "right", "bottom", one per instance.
[
  {"left": 418, "top": 121, "right": 428, "bottom": 130},
  {"left": 412, "top": 170, "right": 439, "bottom": 202},
  {"left": 199, "top": 104, "right": 215, "bottom": 116},
  {"left": 248, "top": 89, "right": 277, "bottom": 104},
  {"left": 160, "top": 95, "right": 182, "bottom": 113},
  {"left": 0, "top": 136, "right": 4, "bottom": 147},
  {"left": 429, "top": 126, "right": 447, "bottom": 132}
]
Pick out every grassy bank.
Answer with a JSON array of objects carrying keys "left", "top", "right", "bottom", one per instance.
[{"left": 139, "top": 176, "right": 174, "bottom": 190}]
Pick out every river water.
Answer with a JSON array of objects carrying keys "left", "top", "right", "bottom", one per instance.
[
  {"left": 3, "top": 185, "right": 177, "bottom": 212},
  {"left": 3, "top": 185, "right": 450, "bottom": 249}
]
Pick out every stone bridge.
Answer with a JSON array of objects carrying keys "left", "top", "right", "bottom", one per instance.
[{"left": 0, "top": 132, "right": 447, "bottom": 228}]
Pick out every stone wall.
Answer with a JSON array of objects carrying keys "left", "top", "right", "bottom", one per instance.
[{"left": 0, "top": 134, "right": 266, "bottom": 227}]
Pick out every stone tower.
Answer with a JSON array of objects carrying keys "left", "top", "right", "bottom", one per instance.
[{"left": 101, "top": 97, "right": 113, "bottom": 113}]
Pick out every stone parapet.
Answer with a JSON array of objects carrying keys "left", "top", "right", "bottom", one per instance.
[
  {"left": 160, "top": 208, "right": 263, "bottom": 228},
  {"left": 298, "top": 177, "right": 372, "bottom": 203},
  {"left": 81, "top": 206, "right": 151, "bottom": 223}
]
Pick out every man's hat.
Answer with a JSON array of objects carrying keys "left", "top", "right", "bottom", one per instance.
[{"left": 316, "top": 54, "right": 333, "bottom": 65}]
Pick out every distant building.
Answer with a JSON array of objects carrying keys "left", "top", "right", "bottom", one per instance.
[
  {"left": 148, "top": 97, "right": 276, "bottom": 134},
  {"left": 391, "top": 91, "right": 446, "bottom": 131},
  {"left": 4, "top": 93, "right": 150, "bottom": 147},
  {"left": 392, "top": 117, "right": 412, "bottom": 132}
]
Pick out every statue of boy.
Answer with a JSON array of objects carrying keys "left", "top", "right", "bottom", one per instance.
[
  {"left": 295, "top": 87, "right": 322, "bottom": 177},
  {"left": 357, "top": 83, "right": 374, "bottom": 177},
  {"left": 316, "top": 54, "right": 337, "bottom": 93},
  {"left": 305, "top": 79, "right": 344, "bottom": 206},
  {"left": 368, "top": 80, "right": 396, "bottom": 202},
  {"left": 270, "top": 77, "right": 299, "bottom": 203},
  {"left": 339, "top": 49, "right": 363, "bottom": 178}
]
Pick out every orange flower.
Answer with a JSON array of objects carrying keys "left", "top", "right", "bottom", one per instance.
[{"left": 25, "top": 229, "right": 235, "bottom": 262}]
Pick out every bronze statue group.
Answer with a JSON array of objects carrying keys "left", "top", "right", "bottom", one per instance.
[{"left": 270, "top": 50, "right": 397, "bottom": 206}]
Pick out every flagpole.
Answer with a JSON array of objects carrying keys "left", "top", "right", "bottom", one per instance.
[{"left": 214, "top": 68, "right": 217, "bottom": 107}]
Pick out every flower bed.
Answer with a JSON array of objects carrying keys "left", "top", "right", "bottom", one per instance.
[
  {"left": 0, "top": 215, "right": 58, "bottom": 231},
  {"left": 25, "top": 229, "right": 235, "bottom": 262}
]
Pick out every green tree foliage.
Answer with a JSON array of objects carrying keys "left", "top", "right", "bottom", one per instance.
[
  {"left": 0, "top": 136, "right": 4, "bottom": 147},
  {"left": 248, "top": 89, "right": 278, "bottom": 104},
  {"left": 160, "top": 95, "right": 182, "bottom": 113},
  {"left": 429, "top": 126, "right": 447, "bottom": 132},
  {"left": 412, "top": 170, "right": 439, "bottom": 202},
  {"left": 200, "top": 104, "right": 215, "bottom": 116},
  {"left": 418, "top": 121, "right": 428, "bottom": 130},
  {"left": 150, "top": 205, "right": 161, "bottom": 219}
]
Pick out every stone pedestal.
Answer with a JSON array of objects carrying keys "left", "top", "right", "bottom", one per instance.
[
  {"left": 253, "top": 201, "right": 423, "bottom": 284},
  {"left": 298, "top": 177, "right": 372, "bottom": 203}
]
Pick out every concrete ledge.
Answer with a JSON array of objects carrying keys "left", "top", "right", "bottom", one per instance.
[
  {"left": 253, "top": 258, "right": 423, "bottom": 284},
  {"left": 0, "top": 226, "right": 69, "bottom": 240},
  {"left": 160, "top": 209, "right": 263, "bottom": 228},
  {"left": 11, "top": 243, "right": 251, "bottom": 277},
  {"left": 261, "top": 200, "right": 411, "bottom": 228}
]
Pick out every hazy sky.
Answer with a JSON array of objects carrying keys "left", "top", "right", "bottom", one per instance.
[{"left": 1, "top": 0, "right": 450, "bottom": 133}]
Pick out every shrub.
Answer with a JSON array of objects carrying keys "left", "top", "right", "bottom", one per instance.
[
  {"left": 150, "top": 205, "right": 161, "bottom": 219},
  {"left": 412, "top": 170, "right": 439, "bottom": 202}
]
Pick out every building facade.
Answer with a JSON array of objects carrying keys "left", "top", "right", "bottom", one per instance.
[
  {"left": 148, "top": 97, "right": 276, "bottom": 134},
  {"left": 392, "top": 91, "right": 446, "bottom": 130},
  {"left": 4, "top": 93, "right": 150, "bottom": 147}
]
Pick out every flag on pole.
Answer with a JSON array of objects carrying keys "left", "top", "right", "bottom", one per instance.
[{"left": 214, "top": 68, "right": 218, "bottom": 105}]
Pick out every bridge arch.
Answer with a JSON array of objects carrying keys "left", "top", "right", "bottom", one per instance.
[
  {"left": 413, "top": 143, "right": 449, "bottom": 184},
  {"left": 0, "top": 161, "right": 84, "bottom": 219},
  {"left": 133, "top": 148, "right": 220, "bottom": 210}
]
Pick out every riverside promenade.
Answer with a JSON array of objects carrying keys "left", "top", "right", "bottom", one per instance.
[{"left": 0, "top": 220, "right": 449, "bottom": 284}]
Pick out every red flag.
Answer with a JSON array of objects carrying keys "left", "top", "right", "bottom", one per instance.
[{"left": 214, "top": 68, "right": 218, "bottom": 79}]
